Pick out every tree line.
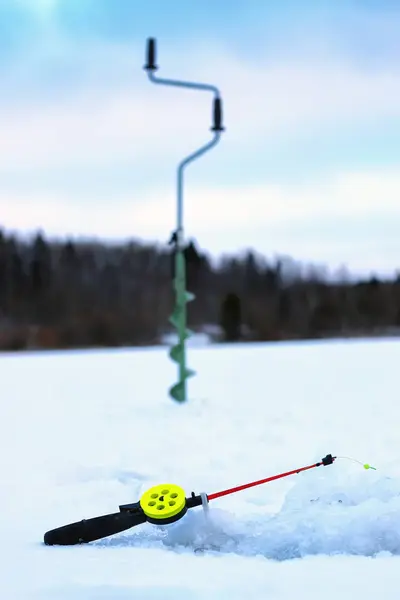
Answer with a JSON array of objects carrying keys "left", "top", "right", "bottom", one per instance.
[{"left": 0, "top": 227, "right": 399, "bottom": 351}]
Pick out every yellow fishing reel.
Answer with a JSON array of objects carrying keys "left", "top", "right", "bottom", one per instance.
[{"left": 139, "top": 483, "right": 188, "bottom": 524}]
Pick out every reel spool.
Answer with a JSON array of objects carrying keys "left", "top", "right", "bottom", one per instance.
[{"left": 139, "top": 483, "right": 188, "bottom": 524}]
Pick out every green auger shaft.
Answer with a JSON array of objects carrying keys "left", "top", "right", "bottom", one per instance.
[{"left": 169, "top": 247, "right": 196, "bottom": 402}]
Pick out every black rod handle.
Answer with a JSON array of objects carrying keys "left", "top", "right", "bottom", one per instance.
[
  {"left": 144, "top": 37, "right": 158, "bottom": 71},
  {"left": 211, "top": 97, "right": 224, "bottom": 131},
  {"left": 44, "top": 510, "right": 147, "bottom": 546}
]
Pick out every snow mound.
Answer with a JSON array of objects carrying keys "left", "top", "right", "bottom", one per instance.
[{"left": 95, "top": 471, "right": 400, "bottom": 560}]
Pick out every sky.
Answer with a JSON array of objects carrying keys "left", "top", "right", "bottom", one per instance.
[{"left": 0, "top": 0, "right": 399, "bottom": 276}]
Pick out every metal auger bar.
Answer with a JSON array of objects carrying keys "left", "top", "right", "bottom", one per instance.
[{"left": 144, "top": 37, "right": 224, "bottom": 402}]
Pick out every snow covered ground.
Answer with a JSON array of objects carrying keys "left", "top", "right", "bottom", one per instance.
[{"left": 1, "top": 337, "right": 400, "bottom": 599}]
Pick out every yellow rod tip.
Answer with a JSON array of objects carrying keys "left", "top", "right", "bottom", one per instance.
[{"left": 363, "top": 463, "right": 376, "bottom": 470}]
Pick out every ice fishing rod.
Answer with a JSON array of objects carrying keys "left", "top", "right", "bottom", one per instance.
[{"left": 44, "top": 454, "right": 339, "bottom": 546}]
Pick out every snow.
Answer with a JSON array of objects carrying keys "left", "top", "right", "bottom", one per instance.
[{"left": 1, "top": 337, "right": 400, "bottom": 599}]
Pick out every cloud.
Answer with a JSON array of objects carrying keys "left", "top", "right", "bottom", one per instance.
[
  {"left": 0, "top": 5, "right": 399, "bottom": 274},
  {"left": 0, "top": 39, "right": 400, "bottom": 177},
  {"left": 1, "top": 168, "right": 399, "bottom": 272}
]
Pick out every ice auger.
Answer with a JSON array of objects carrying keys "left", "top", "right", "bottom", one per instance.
[{"left": 144, "top": 37, "right": 224, "bottom": 402}]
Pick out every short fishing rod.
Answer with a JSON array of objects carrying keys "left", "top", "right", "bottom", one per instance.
[{"left": 44, "top": 454, "right": 341, "bottom": 546}]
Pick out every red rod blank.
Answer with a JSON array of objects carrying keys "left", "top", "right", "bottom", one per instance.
[{"left": 207, "top": 463, "right": 320, "bottom": 501}]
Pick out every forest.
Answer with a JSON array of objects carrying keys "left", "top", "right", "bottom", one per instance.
[{"left": 0, "top": 227, "right": 399, "bottom": 351}]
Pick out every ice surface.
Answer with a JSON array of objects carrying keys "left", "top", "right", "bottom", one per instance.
[{"left": 1, "top": 338, "right": 400, "bottom": 598}]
